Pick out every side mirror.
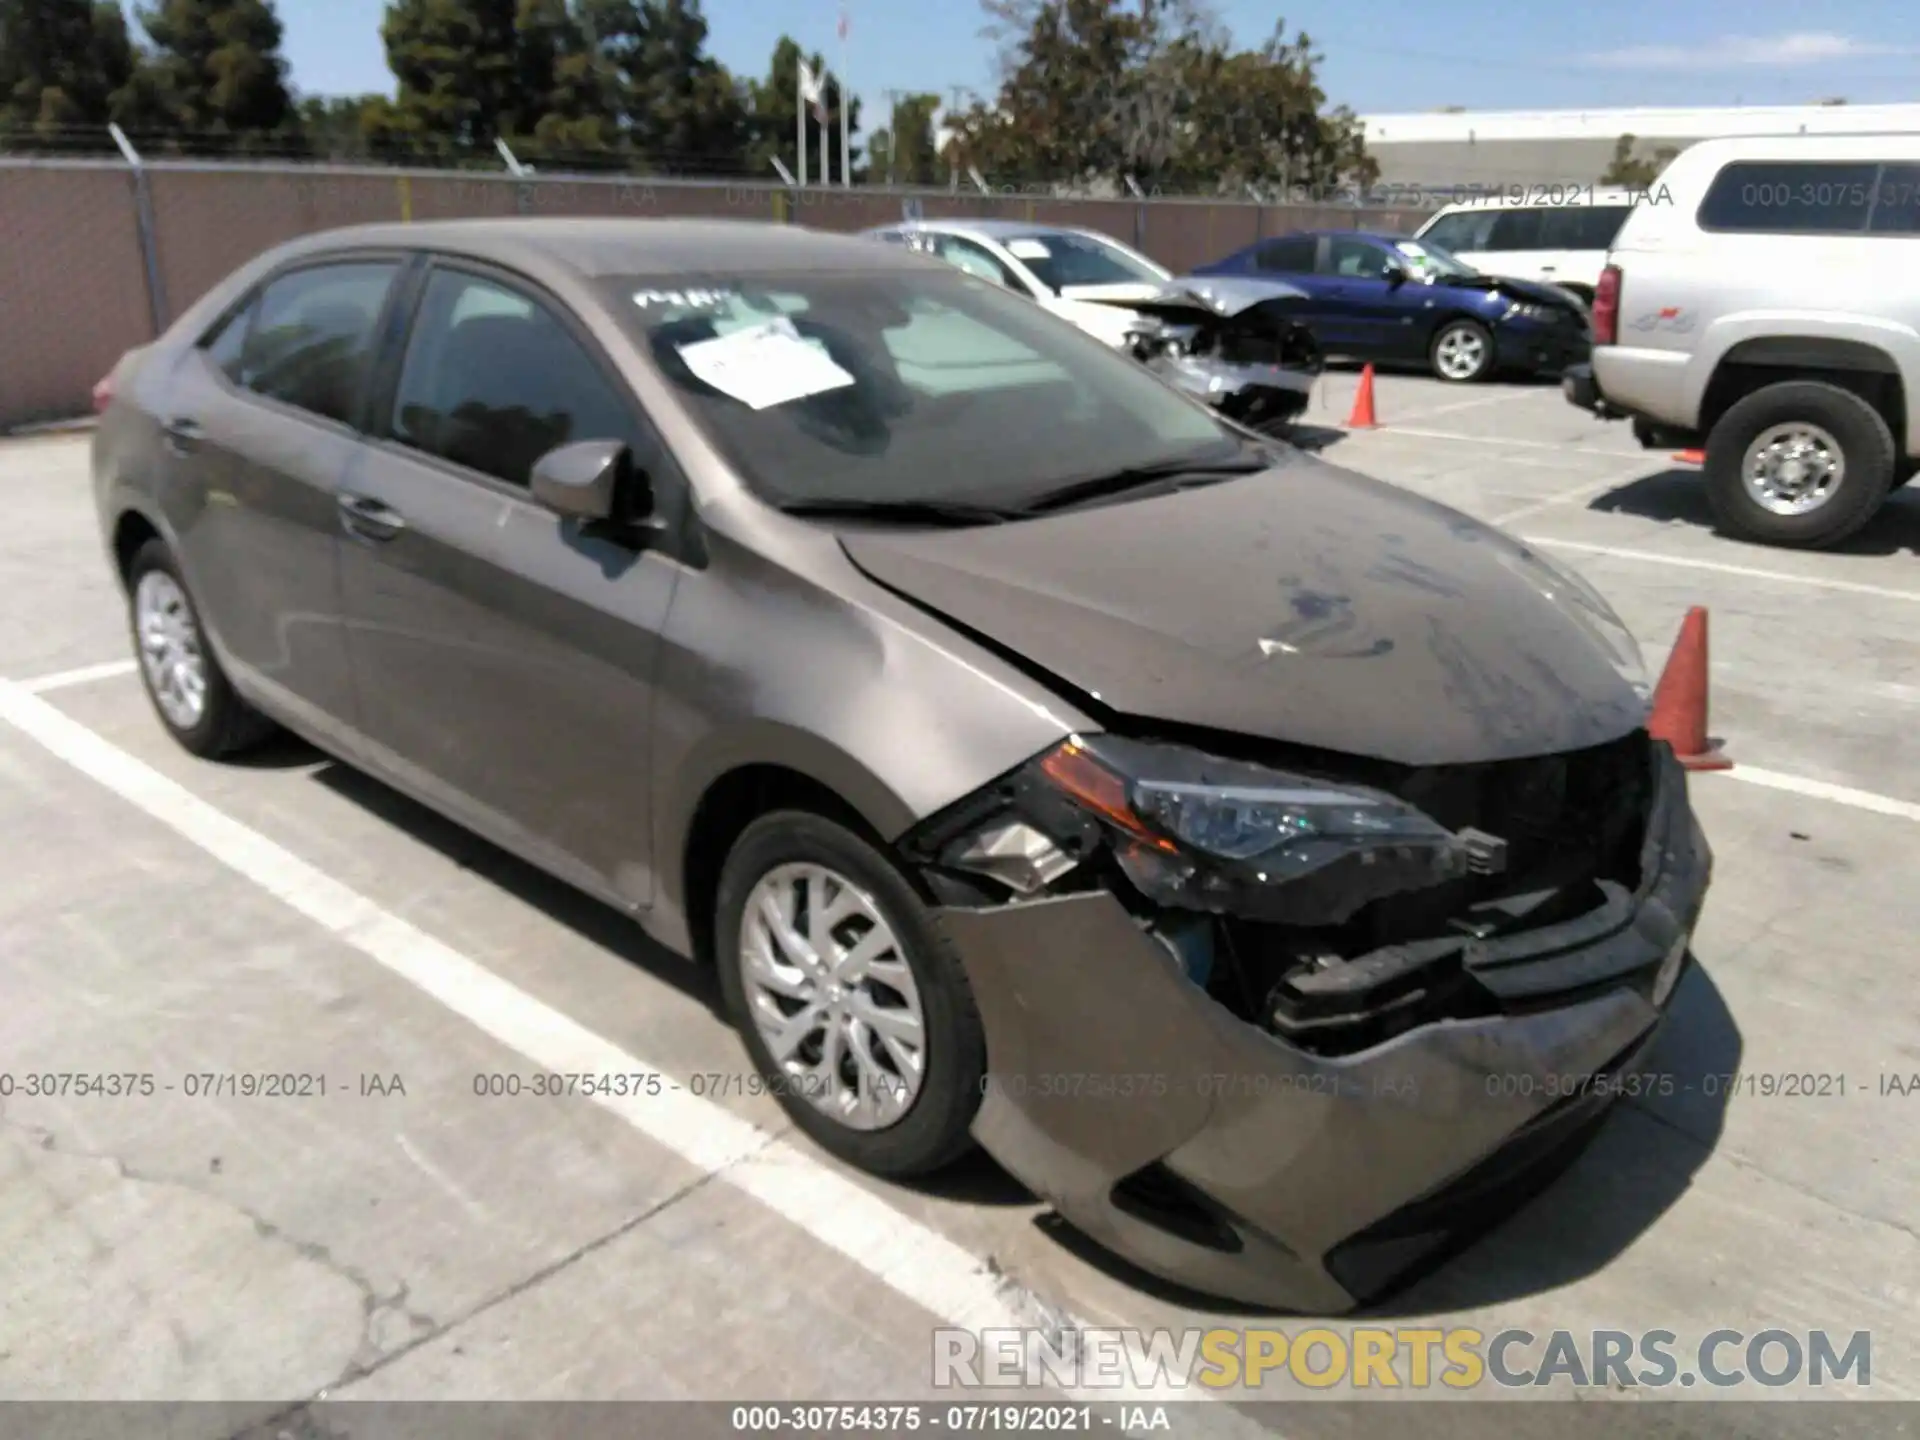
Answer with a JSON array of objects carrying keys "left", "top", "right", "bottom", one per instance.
[
  {"left": 531, "top": 439, "right": 647, "bottom": 523},
  {"left": 1382, "top": 260, "right": 1409, "bottom": 286}
]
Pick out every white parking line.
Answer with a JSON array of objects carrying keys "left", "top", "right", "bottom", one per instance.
[
  {"left": 1366, "top": 426, "right": 1639, "bottom": 458},
  {"left": 1392, "top": 390, "right": 1542, "bottom": 423},
  {"left": 21, "top": 658, "right": 138, "bottom": 693},
  {"left": 0, "top": 677, "right": 1257, "bottom": 1430},
  {"left": 1489, "top": 462, "right": 1665, "bottom": 526},
  {"left": 1521, "top": 537, "right": 1920, "bottom": 603},
  {"left": 1720, "top": 765, "right": 1920, "bottom": 824}
]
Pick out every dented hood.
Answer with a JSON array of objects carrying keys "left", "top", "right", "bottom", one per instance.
[{"left": 838, "top": 458, "right": 1650, "bottom": 766}]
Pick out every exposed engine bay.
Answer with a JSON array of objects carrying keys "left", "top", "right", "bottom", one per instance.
[
  {"left": 1087, "top": 278, "right": 1325, "bottom": 437},
  {"left": 901, "top": 727, "right": 1659, "bottom": 1058}
]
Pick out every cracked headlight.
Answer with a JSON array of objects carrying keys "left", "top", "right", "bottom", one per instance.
[{"left": 1017, "top": 734, "right": 1474, "bottom": 923}]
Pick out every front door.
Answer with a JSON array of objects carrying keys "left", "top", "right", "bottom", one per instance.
[
  {"left": 337, "top": 260, "right": 687, "bottom": 908},
  {"left": 163, "top": 256, "right": 405, "bottom": 747},
  {"left": 1318, "top": 236, "right": 1405, "bottom": 354}
]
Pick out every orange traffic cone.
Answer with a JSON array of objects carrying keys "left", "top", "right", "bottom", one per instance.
[
  {"left": 1346, "top": 364, "right": 1378, "bottom": 429},
  {"left": 1673, "top": 449, "right": 1706, "bottom": 464},
  {"left": 1647, "top": 607, "right": 1732, "bottom": 771}
]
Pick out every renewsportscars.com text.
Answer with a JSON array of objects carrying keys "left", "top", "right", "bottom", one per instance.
[{"left": 932, "top": 1326, "right": 1872, "bottom": 1391}]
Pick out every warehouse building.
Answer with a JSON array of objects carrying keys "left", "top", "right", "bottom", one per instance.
[{"left": 1357, "top": 103, "right": 1920, "bottom": 192}]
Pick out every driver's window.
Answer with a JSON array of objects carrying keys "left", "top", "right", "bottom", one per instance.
[{"left": 1325, "top": 237, "right": 1387, "bottom": 278}]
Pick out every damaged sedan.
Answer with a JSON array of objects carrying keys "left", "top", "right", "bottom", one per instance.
[{"left": 92, "top": 219, "right": 1710, "bottom": 1314}]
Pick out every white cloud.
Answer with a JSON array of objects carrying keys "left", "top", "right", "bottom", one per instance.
[{"left": 1589, "top": 31, "right": 1907, "bottom": 69}]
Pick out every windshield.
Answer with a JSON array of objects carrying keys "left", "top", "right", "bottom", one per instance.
[
  {"left": 1393, "top": 239, "right": 1478, "bottom": 280},
  {"left": 1003, "top": 232, "right": 1171, "bottom": 291},
  {"left": 612, "top": 268, "right": 1241, "bottom": 510}
]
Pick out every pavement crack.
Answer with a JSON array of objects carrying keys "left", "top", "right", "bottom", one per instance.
[
  {"left": 0, "top": 1105, "right": 436, "bottom": 1377},
  {"left": 274, "top": 1122, "right": 789, "bottom": 1415}
]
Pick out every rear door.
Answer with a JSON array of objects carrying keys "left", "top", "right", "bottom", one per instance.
[
  {"left": 160, "top": 254, "right": 407, "bottom": 747},
  {"left": 337, "top": 258, "right": 688, "bottom": 908}
]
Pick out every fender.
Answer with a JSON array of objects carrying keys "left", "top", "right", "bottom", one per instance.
[{"left": 1688, "top": 311, "right": 1920, "bottom": 451}]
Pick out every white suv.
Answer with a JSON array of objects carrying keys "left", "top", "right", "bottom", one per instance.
[
  {"left": 1415, "top": 191, "right": 1639, "bottom": 305},
  {"left": 1565, "top": 135, "right": 1920, "bottom": 549}
]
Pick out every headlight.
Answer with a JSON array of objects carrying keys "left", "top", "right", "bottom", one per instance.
[
  {"left": 995, "top": 735, "right": 1480, "bottom": 924},
  {"left": 1503, "top": 301, "right": 1553, "bottom": 322}
]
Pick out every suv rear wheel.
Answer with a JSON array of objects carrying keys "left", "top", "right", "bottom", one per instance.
[{"left": 1703, "top": 381, "right": 1896, "bottom": 548}]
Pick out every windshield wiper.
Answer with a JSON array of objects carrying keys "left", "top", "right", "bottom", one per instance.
[
  {"left": 774, "top": 497, "right": 1023, "bottom": 527},
  {"left": 1018, "top": 454, "right": 1274, "bottom": 516}
]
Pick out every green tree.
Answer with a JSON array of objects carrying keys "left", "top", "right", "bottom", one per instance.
[
  {"left": 379, "top": 0, "right": 542, "bottom": 158},
  {"left": 521, "top": 0, "right": 623, "bottom": 164},
  {"left": 743, "top": 34, "right": 861, "bottom": 182},
  {"left": 868, "top": 91, "right": 940, "bottom": 185},
  {"left": 136, "top": 0, "right": 296, "bottom": 151},
  {"left": 608, "top": 0, "right": 747, "bottom": 173},
  {"left": 0, "top": 0, "right": 162, "bottom": 148},
  {"left": 949, "top": 0, "right": 1373, "bottom": 193},
  {"left": 1599, "top": 133, "right": 1677, "bottom": 188}
]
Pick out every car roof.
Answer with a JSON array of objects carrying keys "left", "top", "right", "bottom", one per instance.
[
  {"left": 260, "top": 217, "right": 942, "bottom": 280},
  {"left": 883, "top": 218, "right": 1103, "bottom": 240}
]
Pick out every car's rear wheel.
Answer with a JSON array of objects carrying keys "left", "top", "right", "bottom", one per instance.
[
  {"left": 126, "top": 537, "right": 274, "bottom": 757},
  {"left": 1430, "top": 318, "right": 1495, "bottom": 383},
  {"left": 714, "top": 810, "right": 985, "bottom": 1177},
  {"left": 1703, "top": 381, "right": 1895, "bottom": 548}
]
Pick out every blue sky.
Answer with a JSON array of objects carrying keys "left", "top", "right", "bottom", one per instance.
[{"left": 124, "top": 0, "right": 1919, "bottom": 119}]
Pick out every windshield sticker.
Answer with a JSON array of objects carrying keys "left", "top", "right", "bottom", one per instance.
[
  {"left": 1007, "top": 239, "right": 1052, "bottom": 260},
  {"left": 634, "top": 287, "right": 732, "bottom": 309},
  {"left": 675, "top": 317, "right": 855, "bottom": 410}
]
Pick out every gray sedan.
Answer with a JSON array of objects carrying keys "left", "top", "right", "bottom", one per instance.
[{"left": 92, "top": 217, "right": 1709, "bottom": 1312}]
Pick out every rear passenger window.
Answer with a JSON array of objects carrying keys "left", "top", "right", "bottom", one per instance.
[
  {"left": 1697, "top": 162, "right": 1879, "bottom": 233},
  {"left": 202, "top": 298, "right": 256, "bottom": 382},
  {"left": 1419, "top": 210, "right": 1498, "bottom": 252},
  {"left": 1253, "top": 237, "right": 1316, "bottom": 272},
  {"left": 1578, "top": 205, "right": 1632, "bottom": 249},
  {"left": 390, "top": 268, "right": 640, "bottom": 488},
  {"left": 240, "top": 262, "right": 399, "bottom": 424},
  {"left": 1869, "top": 164, "right": 1920, "bottom": 234},
  {"left": 1487, "top": 209, "right": 1544, "bottom": 250}
]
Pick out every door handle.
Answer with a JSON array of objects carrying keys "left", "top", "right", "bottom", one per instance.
[
  {"left": 162, "top": 417, "right": 202, "bottom": 455},
  {"left": 337, "top": 493, "right": 407, "bottom": 542}
]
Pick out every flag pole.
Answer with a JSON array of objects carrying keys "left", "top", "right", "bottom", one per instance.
[
  {"left": 818, "top": 67, "right": 829, "bottom": 186},
  {"left": 796, "top": 58, "right": 808, "bottom": 188},
  {"left": 838, "top": 6, "right": 851, "bottom": 187}
]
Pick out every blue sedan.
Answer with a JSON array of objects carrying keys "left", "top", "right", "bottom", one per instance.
[{"left": 1193, "top": 230, "right": 1591, "bottom": 383}]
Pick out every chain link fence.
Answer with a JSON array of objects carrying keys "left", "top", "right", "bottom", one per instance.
[{"left": 0, "top": 158, "right": 1422, "bottom": 431}]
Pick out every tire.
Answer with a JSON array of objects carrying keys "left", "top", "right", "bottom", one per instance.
[
  {"left": 1429, "top": 318, "right": 1495, "bottom": 383},
  {"left": 714, "top": 810, "right": 986, "bottom": 1178},
  {"left": 1702, "top": 381, "right": 1896, "bottom": 548},
  {"left": 126, "top": 537, "right": 275, "bottom": 758}
]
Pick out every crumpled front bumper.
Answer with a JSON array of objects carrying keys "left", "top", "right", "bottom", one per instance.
[{"left": 932, "top": 746, "right": 1711, "bottom": 1314}]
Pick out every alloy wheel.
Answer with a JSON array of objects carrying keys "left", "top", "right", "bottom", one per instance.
[
  {"left": 135, "top": 570, "right": 209, "bottom": 731},
  {"left": 1434, "top": 325, "right": 1487, "bottom": 381},
  {"left": 738, "top": 862, "right": 927, "bottom": 1131},
  {"left": 1742, "top": 422, "right": 1845, "bottom": 516}
]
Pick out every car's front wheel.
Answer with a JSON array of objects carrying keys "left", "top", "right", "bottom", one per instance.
[
  {"left": 126, "top": 537, "right": 275, "bottom": 758},
  {"left": 1430, "top": 318, "right": 1495, "bottom": 383},
  {"left": 1703, "top": 381, "right": 1895, "bottom": 548},
  {"left": 714, "top": 810, "right": 985, "bottom": 1177}
]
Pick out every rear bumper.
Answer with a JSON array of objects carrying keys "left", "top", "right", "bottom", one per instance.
[
  {"left": 1562, "top": 362, "right": 1635, "bottom": 421},
  {"left": 1496, "top": 324, "right": 1590, "bottom": 376},
  {"left": 936, "top": 747, "right": 1710, "bottom": 1313}
]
